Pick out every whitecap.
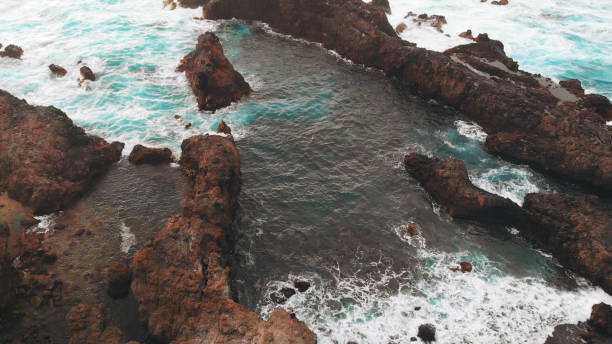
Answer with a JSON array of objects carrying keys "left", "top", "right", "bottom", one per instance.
[{"left": 119, "top": 221, "right": 136, "bottom": 254}]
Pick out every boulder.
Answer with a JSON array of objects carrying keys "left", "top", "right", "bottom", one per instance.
[
  {"left": 445, "top": 35, "right": 519, "bottom": 71},
  {"left": 0, "top": 89, "right": 123, "bottom": 214},
  {"left": 294, "top": 280, "right": 311, "bottom": 292},
  {"left": 417, "top": 323, "right": 436, "bottom": 342},
  {"left": 460, "top": 262, "right": 472, "bottom": 272},
  {"left": 405, "top": 223, "right": 419, "bottom": 236},
  {"left": 522, "top": 193, "right": 612, "bottom": 294},
  {"left": 395, "top": 23, "right": 407, "bottom": 34},
  {"left": 128, "top": 144, "right": 173, "bottom": 165},
  {"left": 79, "top": 66, "right": 95, "bottom": 83},
  {"left": 177, "top": 32, "right": 251, "bottom": 111},
  {"left": 49, "top": 64, "right": 68, "bottom": 77},
  {"left": 404, "top": 153, "right": 524, "bottom": 225},
  {"left": 589, "top": 303, "right": 612, "bottom": 335},
  {"left": 0, "top": 45, "right": 23, "bottom": 59},
  {"left": 105, "top": 263, "right": 132, "bottom": 298}
]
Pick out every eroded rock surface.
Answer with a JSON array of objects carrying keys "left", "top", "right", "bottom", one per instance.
[
  {"left": 128, "top": 144, "right": 173, "bottom": 165},
  {"left": 131, "top": 125, "right": 316, "bottom": 343},
  {"left": 198, "top": 0, "right": 612, "bottom": 193},
  {"left": 0, "top": 90, "right": 124, "bottom": 214},
  {"left": 177, "top": 32, "right": 251, "bottom": 111},
  {"left": 404, "top": 153, "right": 523, "bottom": 225}
]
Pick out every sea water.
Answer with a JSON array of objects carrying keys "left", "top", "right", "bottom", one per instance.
[{"left": 1, "top": 1, "right": 611, "bottom": 343}]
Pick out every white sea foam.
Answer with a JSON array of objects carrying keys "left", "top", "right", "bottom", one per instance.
[
  {"left": 260, "top": 245, "right": 612, "bottom": 344},
  {"left": 455, "top": 120, "right": 487, "bottom": 143},
  {"left": 119, "top": 221, "right": 136, "bottom": 254},
  {"left": 469, "top": 166, "right": 541, "bottom": 205},
  {"left": 29, "top": 212, "right": 64, "bottom": 234}
]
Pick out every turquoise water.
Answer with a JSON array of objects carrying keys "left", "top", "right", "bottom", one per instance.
[{"left": 1, "top": 1, "right": 611, "bottom": 343}]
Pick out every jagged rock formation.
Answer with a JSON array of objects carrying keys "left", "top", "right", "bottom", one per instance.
[
  {"left": 177, "top": 32, "right": 251, "bottom": 111},
  {"left": 128, "top": 144, "right": 174, "bottom": 165},
  {"left": 131, "top": 125, "right": 316, "bottom": 343},
  {"left": 0, "top": 90, "right": 124, "bottom": 214}
]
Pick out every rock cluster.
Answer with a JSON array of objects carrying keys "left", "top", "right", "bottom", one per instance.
[{"left": 177, "top": 32, "right": 252, "bottom": 111}]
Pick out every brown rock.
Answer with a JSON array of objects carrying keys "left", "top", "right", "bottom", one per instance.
[
  {"left": 217, "top": 120, "right": 232, "bottom": 135},
  {"left": 128, "top": 144, "right": 173, "bottom": 165},
  {"left": 404, "top": 153, "right": 524, "bottom": 225},
  {"left": 105, "top": 263, "right": 132, "bottom": 298},
  {"left": 79, "top": 66, "right": 95, "bottom": 83},
  {"left": 559, "top": 79, "right": 585, "bottom": 97},
  {"left": 522, "top": 193, "right": 612, "bottom": 294},
  {"left": 0, "top": 44, "right": 24, "bottom": 59},
  {"left": 370, "top": 0, "right": 391, "bottom": 14},
  {"left": 458, "top": 29, "right": 476, "bottom": 41},
  {"left": 177, "top": 0, "right": 208, "bottom": 8},
  {"left": 491, "top": 0, "right": 509, "bottom": 5},
  {"left": 579, "top": 94, "right": 612, "bottom": 121},
  {"left": 49, "top": 64, "right": 68, "bottom": 77},
  {"left": 200, "top": 0, "right": 612, "bottom": 193},
  {"left": 0, "top": 90, "right": 123, "bottom": 214},
  {"left": 395, "top": 23, "right": 407, "bottom": 34},
  {"left": 177, "top": 32, "right": 251, "bottom": 111},
  {"left": 66, "top": 304, "right": 123, "bottom": 344},
  {"left": 460, "top": 262, "right": 473, "bottom": 272},
  {"left": 405, "top": 223, "right": 419, "bottom": 236},
  {"left": 131, "top": 134, "right": 316, "bottom": 342},
  {"left": 589, "top": 303, "right": 612, "bottom": 335}
]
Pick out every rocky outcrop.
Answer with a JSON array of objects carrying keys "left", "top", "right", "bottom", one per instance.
[
  {"left": 370, "top": 0, "right": 390, "bottom": 14},
  {"left": 217, "top": 120, "right": 232, "bottom": 135},
  {"left": 177, "top": 32, "right": 251, "bottom": 111},
  {"left": 545, "top": 303, "right": 612, "bottom": 343},
  {"left": 49, "top": 64, "right": 68, "bottom": 77},
  {"left": 199, "top": 0, "right": 612, "bottom": 193},
  {"left": 131, "top": 124, "right": 316, "bottom": 343},
  {"left": 404, "top": 153, "right": 524, "bottom": 225},
  {"left": 66, "top": 304, "right": 123, "bottom": 344},
  {"left": 0, "top": 44, "right": 24, "bottom": 59},
  {"left": 128, "top": 144, "right": 173, "bottom": 165},
  {"left": 0, "top": 90, "right": 124, "bottom": 214},
  {"left": 522, "top": 193, "right": 612, "bottom": 294},
  {"left": 105, "top": 263, "right": 132, "bottom": 298}
]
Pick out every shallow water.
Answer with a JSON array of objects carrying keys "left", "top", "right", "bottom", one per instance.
[{"left": 1, "top": 1, "right": 611, "bottom": 343}]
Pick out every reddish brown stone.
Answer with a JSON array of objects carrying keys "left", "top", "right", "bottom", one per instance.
[
  {"left": 589, "top": 303, "right": 612, "bottom": 335},
  {"left": 49, "top": 64, "right": 68, "bottom": 77},
  {"left": 128, "top": 144, "right": 173, "bottom": 165},
  {"left": 66, "top": 304, "right": 123, "bottom": 344},
  {"left": 0, "top": 44, "right": 24, "bottom": 59},
  {"left": 177, "top": 32, "right": 251, "bottom": 111}
]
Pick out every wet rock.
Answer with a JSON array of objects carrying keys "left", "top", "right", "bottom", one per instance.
[
  {"left": 294, "top": 280, "right": 311, "bottom": 292},
  {"left": 48, "top": 64, "right": 67, "bottom": 77},
  {"left": 131, "top": 134, "right": 316, "bottom": 342},
  {"left": 491, "top": 0, "right": 509, "bottom": 5},
  {"left": 0, "top": 89, "right": 123, "bottom": 214},
  {"left": 579, "top": 94, "right": 612, "bottom": 121},
  {"left": 414, "top": 306, "right": 421, "bottom": 311},
  {"left": 185, "top": 122, "right": 192, "bottom": 129},
  {"left": 174, "top": 114, "right": 181, "bottom": 119},
  {"left": 200, "top": 0, "right": 612, "bottom": 193},
  {"left": 460, "top": 262, "right": 473, "bottom": 272},
  {"left": 405, "top": 223, "right": 419, "bottom": 236},
  {"left": 177, "top": 0, "right": 208, "bottom": 8},
  {"left": 79, "top": 66, "right": 95, "bottom": 86},
  {"left": 410, "top": 337, "right": 417, "bottom": 342},
  {"left": 105, "top": 263, "right": 131, "bottom": 298},
  {"left": 217, "top": 120, "right": 232, "bottom": 135},
  {"left": 404, "top": 153, "right": 524, "bottom": 225},
  {"left": 589, "top": 303, "right": 612, "bottom": 335},
  {"left": 128, "top": 144, "right": 173, "bottom": 165},
  {"left": 280, "top": 287, "right": 296, "bottom": 299},
  {"left": 66, "top": 304, "right": 123, "bottom": 344},
  {"left": 0, "top": 44, "right": 24, "bottom": 59},
  {"left": 417, "top": 323, "right": 436, "bottom": 342},
  {"left": 177, "top": 32, "right": 251, "bottom": 111},
  {"left": 271, "top": 292, "right": 288, "bottom": 304},
  {"left": 395, "top": 23, "right": 407, "bottom": 34},
  {"left": 413, "top": 14, "right": 447, "bottom": 33},
  {"left": 445, "top": 34, "right": 519, "bottom": 71},
  {"left": 458, "top": 29, "right": 476, "bottom": 41},
  {"left": 370, "top": 0, "right": 391, "bottom": 14},
  {"left": 559, "top": 79, "right": 585, "bottom": 97},
  {"left": 522, "top": 193, "right": 612, "bottom": 294}
]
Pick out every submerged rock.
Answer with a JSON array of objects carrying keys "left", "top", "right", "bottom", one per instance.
[
  {"left": 404, "top": 153, "right": 524, "bottom": 225},
  {"left": 0, "top": 44, "right": 24, "bottom": 59},
  {"left": 0, "top": 89, "right": 123, "bottom": 214},
  {"left": 49, "top": 64, "right": 68, "bottom": 77},
  {"left": 200, "top": 0, "right": 612, "bottom": 193},
  {"left": 177, "top": 32, "right": 251, "bottom": 111},
  {"left": 105, "top": 263, "right": 131, "bottom": 298},
  {"left": 131, "top": 127, "right": 316, "bottom": 342},
  {"left": 294, "top": 280, "right": 311, "bottom": 292},
  {"left": 417, "top": 323, "right": 436, "bottom": 342},
  {"left": 128, "top": 144, "right": 173, "bottom": 165},
  {"left": 522, "top": 193, "right": 612, "bottom": 294}
]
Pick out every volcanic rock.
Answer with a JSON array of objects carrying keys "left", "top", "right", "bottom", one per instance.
[
  {"left": 491, "top": 0, "right": 509, "bottom": 5},
  {"left": 404, "top": 153, "right": 524, "bottom": 225},
  {"left": 370, "top": 0, "right": 391, "bottom": 14},
  {"left": 0, "top": 44, "right": 24, "bottom": 59},
  {"left": 131, "top": 130, "right": 316, "bottom": 342},
  {"left": 105, "top": 263, "right": 132, "bottom": 298},
  {"left": 294, "top": 280, "right": 311, "bottom": 292},
  {"left": 445, "top": 34, "right": 518, "bottom": 71},
  {"left": 200, "top": 0, "right": 612, "bottom": 193},
  {"left": 522, "top": 193, "right": 612, "bottom": 294},
  {"left": 559, "top": 79, "right": 585, "bottom": 97},
  {"left": 460, "top": 262, "right": 472, "bottom": 272},
  {"left": 177, "top": 32, "right": 251, "bottom": 111},
  {"left": 49, "top": 64, "right": 68, "bottom": 77},
  {"left": 177, "top": 0, "right": 208, "bottom": 8},
  {"left": 395, "top": 23, "right": 407, "bottom": 34},
  {"left": 217, "top": 120, "right": 232, "bottom": 135},
  {"left": 0, "top": 89, "right": 124, "bottom": 214},
  {"left": 417, "top": 323, "right": 436, "bottom": 342},
  {"left": 79, "top": 66, "right": 95, "bottom": 85},
  {"left": 128, "top": 144, "right": 173, "bottom": 165},
  {"left": 579, "top": 94, "right": 612, "bottom": 121},
  {"left": 66, "top": 304, "right": 123, "bottom": 344},
  {"left": 590, "top": 303, "right": 612, "bottom": 335},
  {"left": 405, "top": 223, "right": 419, "bottom": 236}
]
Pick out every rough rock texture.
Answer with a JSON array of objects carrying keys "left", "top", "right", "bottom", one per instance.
[
  {"left": 545, "top": 303, "right": 612, "bottom": 344},
  {"left": 0, "top": 44, "right": 24, "bottom": 59},
  {"left": 131, "top": 126, "right": 316, "bottom": 343},
  {"left": 217, "top": 120, "right": 232, "bottom": 135},
  {"left": 66, "top": 304, "right": 123, "bottom": 344},
  {"left": 49, "top": 64, "right": 68, "bottom": 77},
  {"left": 177, "top": 0, "right": 209, "bottom": 8},
  {"left": 105, "top": 263, "right": 132, "bottom": 298},
  {"left": 417, "top": 323, "right": 436, "bottom": 342},
  {"left": 523, "top": 193, "right": 612, "bottom": 294},
  {"left": 128, "top": 144, "right": 173, "bottom": 165},
  {"left": 370, "top": 0, "right": 390, "bottom": 14},
  {"left": 177, "top": 32, "right": 251, "bottom": 111},
  {"left": 404, "top": 153, "right": 524, "bottom": 225},
  {"left": 200, "top": 0, "right": 612, "bottom": 193},
  {"left": 0, "top": 89, "right": 124, "bottom": 214},
  {"left": 590, "top": 303, "right": 612, "bottom": 336},
  {"left": 79, "top": 66, "right": 95, "bottom": 82}
]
